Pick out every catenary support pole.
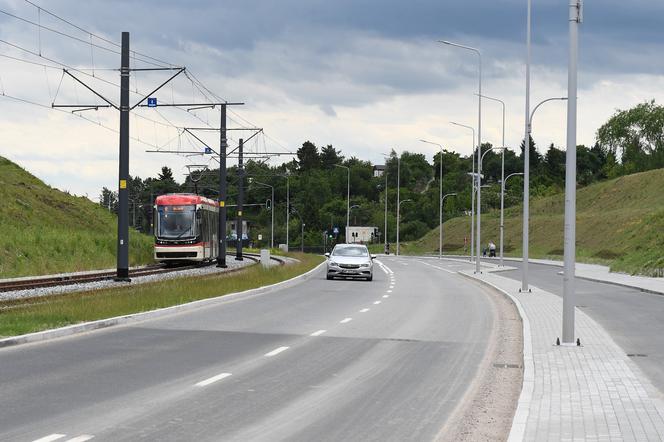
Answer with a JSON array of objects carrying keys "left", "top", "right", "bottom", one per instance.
[
  {"left": 217, "top": 104, "right": 228, "bottom": 268},
  {"left": 115, "top": 31, "right": 130, "bottom": 281},
  {"left": 396, "top": 155, "right": 401, "bottom": 255},
  {"left": 563, "top": 0, "right": 582, "bottom": 344},
  {"left": 236, "top": 138, "right": 244, "bottom": 261}
]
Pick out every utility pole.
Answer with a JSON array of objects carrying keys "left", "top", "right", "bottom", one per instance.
[
  {"left": 116, "top": 31, "right": 130, "bottom": 281},
  {"left": 218, "top": 105, "right": 228, "bottom": 267},
  {"left": 522, "top": 0, "right": 532, "bottom": 292},
  {"left": 235, "top": 138, "right": 244, "bottom": 261},
  {"left": 563, "top": 0, "right": 582, "bottom": 344}
]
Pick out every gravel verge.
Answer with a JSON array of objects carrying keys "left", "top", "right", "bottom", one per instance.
[
  {"left": 0, "top": 255, "right": 289, "bottom": 302},
  {"left": 436, "top": 276, "right": 524, "bottom": 442}
]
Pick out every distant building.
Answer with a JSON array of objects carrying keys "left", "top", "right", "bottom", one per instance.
[
  {"left": 373, "top": 165, "right": 386, "bottom": 178},
  {"left": 346, "top": 226, "right": 379, "bottom": 244}
]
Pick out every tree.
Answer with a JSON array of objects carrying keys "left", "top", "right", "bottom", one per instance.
[
  {"left": 297, "top": 141, "right": 321, "bottom": 171},
  {"left": 596, "top": 100, "right": 664, "bottom": 173},
  {"left": 320, "top": 144, "right": 344, "bottom": 169}
]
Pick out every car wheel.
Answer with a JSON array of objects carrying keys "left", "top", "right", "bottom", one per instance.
[
  {"left": 327, "top": 274, "right": 333, "bottom": 280},
  {"left": 366, "top": 274, "right": 373, "bottom": 281}
]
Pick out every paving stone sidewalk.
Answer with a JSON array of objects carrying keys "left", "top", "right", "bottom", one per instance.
[{"left": 463, "top": 269, "right": 664, "bottom": 441}]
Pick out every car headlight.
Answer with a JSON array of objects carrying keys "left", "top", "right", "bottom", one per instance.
[
  {"left": 360, "top": 263, "right": 370, "bottom": 268},
  {"left": 329, "top": 261, "right": 339, "bottom": 267}
]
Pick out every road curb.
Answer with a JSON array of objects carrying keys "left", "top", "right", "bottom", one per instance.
[
  {"left": 457, "top": 271, "right": 534, "bottom": 442},
  {"left": 0, "top": 260, "right": 326, "bottom": 349}
]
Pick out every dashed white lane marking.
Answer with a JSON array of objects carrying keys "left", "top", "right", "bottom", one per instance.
[
  {"left": 32, "top": 436, "right": 66, "bottom": 442},
  {"left": 340, "top": 317, "right": 353, "bottom": 324},
  {"left": 310, "top": 330, "right": 327, "bottom": 336},
  {"left": 387, "top": 290, "right": 393, "bottom": 293},
  {"left": 419, "top": 260, "right": 456, "bottom": 274},
  {"left": 373, "top": 301, "right": 382, "bottom": 305},
  {"left": 66, "top": 436, "right": 95, "bottom": 442},
  {"left": 378, "top": 265, "right": 389, "bottom": 275},
  {"left": 359, "top": 308, "right": 370, "bottom": 313},
  {"left": 265, "top": 346, "right": 290, "bottom": 357},
  {"left": 196, "top": 372, "right": 232, "bottom": 387},
  {"left": 389, "top": 285, "right": 394, "bottom": 289},
  {"left": 383, "top": 295, "right": 389, "bottom": 298},
  {"left": 374, "top": 260, "right": 394, "bottom": 274}
]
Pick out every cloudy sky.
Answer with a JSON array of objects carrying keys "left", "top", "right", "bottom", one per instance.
[{"left": 1, "top": 0, "right": 663, "bottom": 198}]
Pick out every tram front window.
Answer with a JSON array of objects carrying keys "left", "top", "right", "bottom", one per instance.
[{"left": 158, "top": 205, "right": 196, "bottom": 239}]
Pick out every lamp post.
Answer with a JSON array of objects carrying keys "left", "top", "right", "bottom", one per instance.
[
  {"left": 563, "top": 0, "right": 583, "bottom": 344},
  {"left": 397, "top": 198, "right": 412, "bottom": 255},
  {"left": 419, "top": 139, "right": 444, "bottom": 260},
  {"left": 249, "top": 179, "right": 274, "bottom": 249},
  {"left": 301, "top": 222, "right": 306, "bottom": 253},
  {"left": 477, "top": 146, "right": 506, "bottom": 270},
  {"left": 441, "top": 193, "right": 457, "bottom": 257},
  {"left": 500, "top": 172, "right": 523, "bottom": 266},
  {"left": 334, "top": 164, "right": 350, "bottom": 242},
  {"left": 522, "top": 96, "right": 568, "bottom": 285},
  {"left": 396, "top": 152, "right": 402, "bottom": 254},
  {"left": 440, "top": 40, "right": 482, "bottom": 274},
  {"left": 450, "top": 122, "right": 476, "bottom": 262}
]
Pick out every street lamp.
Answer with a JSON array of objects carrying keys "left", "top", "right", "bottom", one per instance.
[
  {"left": 440, "top": 40, "right": 482, "bottom": 274},
  {"left": 522, "top": 96, "right": 567, "bottom": 287},
  {"left": 248, "top": 179, "right": 274, "bottom": 249},
  {"left": 396, "top": 198, "right": 413, "bottom": 256},
  {"left": 380, "top": 153, "right": 390, "bottom": 254},
  {"left": 334, "top": 164, "right": 350, "bottom": 242},
  {"left": 441, "top": 193, "right": 457, "bottom": 257},
  {"left": 419, "top": 139, "right": 445, "bottom": 260},
  {"left": 450, "top": 122, "right": 476, "bottom": 262},
  {"left": 301, "top": 222, "right": 306, "bottom": 253},
  {"left": 477, "top": 146, "right": 506, "bottom": 271},
  {"left": 499, "top": 172, "right": 523, "bottom": 266}
]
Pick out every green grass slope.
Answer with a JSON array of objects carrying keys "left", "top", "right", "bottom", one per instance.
[
  {"left": 404, "top": 168, "right": 664, "bottom": 275},
  {"left": 0, "top": 157, "right": 153, "bottom": 278}
]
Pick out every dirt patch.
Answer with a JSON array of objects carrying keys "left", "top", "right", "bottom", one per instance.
[
  {"left": 593, "top": 249, "right": 623, "bottom": 260},
  {"left": 436, "top": 278, "right": 523, "bottom": 442}
]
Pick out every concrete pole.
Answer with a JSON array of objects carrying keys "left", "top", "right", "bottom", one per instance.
[
  {"left": 384, "top": 168, "right": 388, "bottom": 251},
  {"left": 522, "top": 0, "right": 532, "bottom": 291},
  {"left": 271, "top": 185, "right": 274, "bottom": 249},
  {"left": 439, "top": 148, "right": 443, "bottom": 259},
  {"left": 217, "top": 104, "right": 228, "bottom": 268},
  {"left": 286, "top": 175, "right": 289, "bottom": 250},
  {"left": 563, "top": 0, "right": 582, "bottom": 344},
  {"left": 475, "top": 54, "right": 482, "bottom": 274},
  {"left": 235, "top": 138, "right": 244, "bottom": 261}
]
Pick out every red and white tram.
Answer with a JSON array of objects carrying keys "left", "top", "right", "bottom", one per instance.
[{"left": 154, "top": 194, "right": 219, "bottom": 262}]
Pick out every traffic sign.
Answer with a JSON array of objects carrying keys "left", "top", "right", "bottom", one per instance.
[
  {"left": 147, "top": 97, "right": 157, "bottom": 107},
  {"left": 204, "top": 147, "right": 213, "bottom": 154},
  {"left": 333, "top": 227, "right": 339, "bottom": 235}
]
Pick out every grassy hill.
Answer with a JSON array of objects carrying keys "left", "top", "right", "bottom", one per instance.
[
  {"left": 403, "top": 168, "right": 664, "bottom": 275},
  {"left": 0, "top": 156, "right": 153, "bottom": 278}
]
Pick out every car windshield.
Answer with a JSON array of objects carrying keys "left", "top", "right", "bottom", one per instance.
[
  {"left": 332, "top": 246, "right": 369, "bottom": 257},
  {"left": 157, "top": 205, "right": 196, "bottom": 239}
]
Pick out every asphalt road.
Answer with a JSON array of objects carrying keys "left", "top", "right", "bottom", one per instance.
[
  {"left": 495, "top": 259, "right": 664, "bottom": 393},
  {"left": 0, "top": 257, "right": 498, "bottom": 442}
]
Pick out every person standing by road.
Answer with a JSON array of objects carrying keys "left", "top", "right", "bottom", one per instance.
[{"left": 489, "top": 241, "right": 496, "bottom": 257}]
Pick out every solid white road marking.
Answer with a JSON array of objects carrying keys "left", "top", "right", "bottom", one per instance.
[
  {"left": 32, "top": 436, "right": 66, "bottom": 442},
  {"left": 373, "top": 301, "right": 382, "bottom": 305},
  {"left": 378, "top": 265, "right": 389, "bottom": 275},
  {"left": 65, "top": 436, "right": 95, "bottom": 442},
  {"left": 340, "top": 317, "right": 353, "bottom": 324},
  {"left": 359, "top": 308, "right": 370, "bottom": 313},
  {"left": 265, "top": 346, "right": 290, "bottom": 357},
  {"left": 387, "top": 290, "right": 392, "bottom": 293},
  {"left": 383, "top": 295, "right": 389, "bottom": 298},
  {"left": 196, "top": 372, "right": 232, "bottom": 387},
  {"left": 310, "top": 330, "right": 327, "bottom": 336}
]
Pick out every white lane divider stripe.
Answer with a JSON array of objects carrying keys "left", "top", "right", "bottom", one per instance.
[
  {"left": 66, "top": 436, "right": 95, "bottom": 442},
  {"left": 383, "top": 295, "right": 389, "bottom": 298},
  {"left": 418, "top": 260, "right": 456, "bottom": 274},
  {"left": 340, "top": 317, "right": 353, "bottom": 324},
  {"left": 359, "top": 308, "right": 370, "bottom": 313},
  {"left": 374, "top": 260, "right": 394, "bottom": 274},
  {"left": 196, "top": 372, "right": 232, "bottom": 387},
  {"left": 373, "top": 301, "right": 382, "bottom": 305},
  {"left": 310, "top": 330, "right": 326, "bottom": 336},
  {"left": 265, "top": 346, "right": 290, "bottom": 357},
  {"left": 32, "top": 436, "right": 66, "bottom": 442},
  {"left": 387, "top": 290, "right": 392, "bottom": 293},
  {"left": 378, "top": 265, "right": 389, "bottom": 275}
]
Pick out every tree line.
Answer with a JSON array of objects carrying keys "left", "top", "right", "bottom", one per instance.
[{"left": 98, "top": 100, "right": 664, "bottom": 248}]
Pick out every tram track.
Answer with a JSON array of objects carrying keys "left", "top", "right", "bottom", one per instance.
[{"left": 0, "top": 252, "right": 285, "bottom": 294}]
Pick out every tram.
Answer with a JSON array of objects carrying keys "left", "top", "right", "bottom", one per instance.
[{"left": 154, "top": 194, "right": 219, "bottom": 262}]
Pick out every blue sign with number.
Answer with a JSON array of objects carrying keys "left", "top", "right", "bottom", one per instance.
[
  {"left": 333, "top": 227, "right": 339, "bottom": 235},
  {"left": 204, "top": 147, "right": 213, "bottom": 154},
  {"left": 147, "top": 97, "right": 157, "bottom": 107}
]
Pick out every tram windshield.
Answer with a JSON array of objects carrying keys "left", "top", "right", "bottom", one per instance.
[{"left": 157, "top": 205, "right": 196, "bottom": 239}]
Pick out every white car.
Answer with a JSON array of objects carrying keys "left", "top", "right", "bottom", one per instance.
[{"left": 325, "top": 244, "right": 375, "bottom": 281}]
